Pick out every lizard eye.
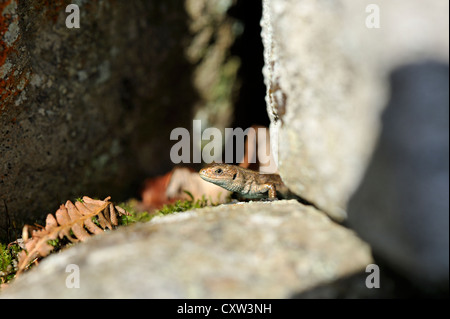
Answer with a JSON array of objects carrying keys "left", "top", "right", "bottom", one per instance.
[
  {"left": 215, "top": 168, "right": 223, "bottom": 174},
  {"left": 232, "top": 173, "right": 237, "bottom": 180}
]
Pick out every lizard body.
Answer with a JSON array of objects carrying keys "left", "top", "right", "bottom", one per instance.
[{"left": 199, "top": 163, "right": 298, "bottom": 200}]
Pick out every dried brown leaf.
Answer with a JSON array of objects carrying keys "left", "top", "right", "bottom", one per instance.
[
  {"left": 96, "top": 208, "right": 112, "bottom": 230},
  {"left": 109, "top": 204, "right": 118, "bottom": 226},
  {"left": 17, "top": 196, "right": 129, "bottom": 274},
  {"left": 45, "top": 214, "right": 58, "bottom": 232}
]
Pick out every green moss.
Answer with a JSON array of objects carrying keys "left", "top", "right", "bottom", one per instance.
[
  {"left": 47, "top": 238, "right": 62, "bottom": 249},
  {"left": 0, "top": 243, "right": 21, "bottom": 285},
  {"left": 117, "top": 199, "right": 153, "bottom": 226},
  {"left": 158, "top": 191, "right": 210, "bottom": 216},
  {"left": 118, "top": 191, "right": 219, "bottom": 225}
]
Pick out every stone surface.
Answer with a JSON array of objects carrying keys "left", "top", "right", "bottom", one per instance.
[
  {"left": 348, "top": 62, "right": 449, "bottom": 292},
  {"left": 261, "top": 0, "right": 449, "bottom": 220},
  {"left": 0, "top": 0, "right": 239, "bottom": 241},
  {"left": 0, "top": 200, "right": 372, "bottom": 298}
]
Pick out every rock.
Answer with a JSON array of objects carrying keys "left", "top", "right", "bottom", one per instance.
[
  {"left": 0, "top": 0, "right": 238, "bottom": 241},
  {"left": 260, "top": 0, "right": 448, "bottom": 220},
  {"left": 0, "top": 200, "right": 372, "bottom": 298},
  {"left": 348, "top": 62, "right": 449, "bottom": 293}
]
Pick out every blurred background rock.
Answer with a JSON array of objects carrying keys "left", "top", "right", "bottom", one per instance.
[{"left": 0, "top": 0, "right": 244, "bottom": 241}]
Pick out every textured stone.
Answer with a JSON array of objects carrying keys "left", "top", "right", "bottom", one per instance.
[
  {"left": 261, "top": 0, "right": 449, "bottom": 220},
  {"left": 0, "top": 0, "right": 238, "bottom": 241},
  {"left": 0, "top": 200, "right": 372, "bottom": 298}
]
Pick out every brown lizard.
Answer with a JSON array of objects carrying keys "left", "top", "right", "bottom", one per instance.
[{"left": 199, "top": 163, "right": 303, "bottom": 201}]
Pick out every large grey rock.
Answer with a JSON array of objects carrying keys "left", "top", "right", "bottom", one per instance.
[
  {"left": 348, "top": 62, "right": 449, "bottom": 292},
  {"left": 0, "top": 0, "right": 238, "bottom": 241},
  {"left": 261, "top": 0, "right": 448, "bottom": 220},
  {"left": 0, "top": 200, "right": 372, "bottom": 298}
]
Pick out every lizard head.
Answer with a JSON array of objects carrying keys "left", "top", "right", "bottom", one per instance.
[{"left": 199, "top": 163, "right": 237, "bottom": 187}]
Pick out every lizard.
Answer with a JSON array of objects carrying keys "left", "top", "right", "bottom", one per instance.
[{"left": 199, "top": 163, "right": 307, "bottom": 202}]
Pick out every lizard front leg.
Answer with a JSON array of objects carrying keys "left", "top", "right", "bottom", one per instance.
[
  {"left": 250, "top": 182, "right": 278, "bottom": 200},
  {"left": 263, "top": 183, "right": 277, "bottom": 200}
]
